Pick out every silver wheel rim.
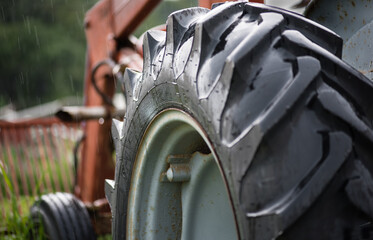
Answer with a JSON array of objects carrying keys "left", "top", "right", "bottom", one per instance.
[{"left": 127, "top": 109, "right": 238, "bottom": 240}]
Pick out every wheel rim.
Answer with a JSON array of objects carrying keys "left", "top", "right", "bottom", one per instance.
[{"left": 127, "top": 109, "right": 238, "bottom": 240}]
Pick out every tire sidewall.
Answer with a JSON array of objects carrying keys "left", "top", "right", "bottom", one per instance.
[{"left": 114, "top": 80, "right": 237, "bottom": 239}]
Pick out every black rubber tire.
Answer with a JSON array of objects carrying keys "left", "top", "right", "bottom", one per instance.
[
  {"left": 111, "top": 2, "right": 373, "bottom": 240},
  {"left": 30, "top": 192, "right": 96, "bottom": 240}
]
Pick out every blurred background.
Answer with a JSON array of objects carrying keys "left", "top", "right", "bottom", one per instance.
[
  {"left": 0, "top": 0, "right": 302, "bottom": 120},
  {"left": 0, "top": 0, "right": 95, "bottom": 111},
  {"left": 0, "top": 0, "right": 204, "bottom": 120}
]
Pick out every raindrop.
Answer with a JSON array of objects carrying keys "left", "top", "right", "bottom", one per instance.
[
  {"left": 17, "top": 37, "right": 21, "bottom": 50},
  {"left": 34, "top": 26, "right": 40, "bottom": 47},
  {"left": 1, "top": 6, "right": 5, "bottom": 21},
  {"left": 23, "top": 16, "right": 31, "bottom": 34},
  {"left": 69, "top": 75, "right": 74, "bottom": 90},
  {"left": 99, "top": 118, "right": 105, "bottom": 125},
  {"left": 25, "top": 72, "right": 30, "bottom": 92},
  {"left": 19, "top": 72, "right": 24, "bottom": 85},
  {"left": 75, "top": 12, "right": 82, "bottom": 27}
]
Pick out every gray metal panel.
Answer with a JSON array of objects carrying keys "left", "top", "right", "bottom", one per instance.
[
  {"left": 305, "top": 0, "right": 373, "bottom": 81},
  {"left": 305, "top": 0, "right": 373, "bottom": 43},
  {"left": 343, "top": 20, "right": 373, "bottom": 81}
]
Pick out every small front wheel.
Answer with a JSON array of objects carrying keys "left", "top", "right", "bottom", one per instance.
[{"left": 30, "top": 192, "right": 96, "bottom": 240}]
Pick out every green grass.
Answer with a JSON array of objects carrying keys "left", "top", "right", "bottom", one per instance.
[
  {"left": 98, "top": 235, "right": 112, "bottom": 240},
  {"left": 0, "top": 156, "right": 112, "bottom": 239},
  {"left": 1, "top": 196, "right": 35, "bottom": 220},
  {"left": 0, "top": 127, "right": 111, "bottom": 238},
  {"left": 0, "top": 163, "right": 46, "bottom": 239}
]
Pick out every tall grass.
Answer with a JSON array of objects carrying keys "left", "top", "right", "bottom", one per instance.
[
  {"left": 0, "top": 161, "right": 112, "bottom": 239},
  {"left": 0, "top": 161, "right": 46, "bottom": 239},
  {"left": 0, "top": 125, "right": 111, "bottom": 238}
]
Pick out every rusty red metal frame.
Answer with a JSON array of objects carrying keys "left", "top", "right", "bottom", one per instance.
[
  {"left": 0, "top": 117, "right": 79, "bottom": 217},
  {"left": 80, "top": 0, "right": 159, "bottom": 203},
  {"left": 0, "top": 117, "right": 78, "bottom": 128}
]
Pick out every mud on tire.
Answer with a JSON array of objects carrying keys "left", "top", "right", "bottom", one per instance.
[{"left": 109, "top": 2, "right": 373, "bottom": 239}]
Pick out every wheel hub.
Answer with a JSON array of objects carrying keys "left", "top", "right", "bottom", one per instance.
[{"left": 127, "top": 109, "right": 238, "bottom": 240}]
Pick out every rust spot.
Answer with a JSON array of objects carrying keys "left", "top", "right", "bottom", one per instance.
[
  {"left": 351, "top": 0, "right": 356, "bottom": 7},
  {"left": 340, "top": 15, "right": 344, "bottom": 20},
  {"left": 343, "top": 10, "right": 348, "bottom": 17}
]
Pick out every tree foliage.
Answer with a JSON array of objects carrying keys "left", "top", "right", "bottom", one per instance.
[
  {"left": 0, "top": 0, "right": 197, "bottom": 110},
  {"left": 0, "top": 0, "right": 95, "bottom": 109}
]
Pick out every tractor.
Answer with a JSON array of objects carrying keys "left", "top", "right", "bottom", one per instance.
[{"left": 30, "top": 0, "right": 373, "bottom": 239}]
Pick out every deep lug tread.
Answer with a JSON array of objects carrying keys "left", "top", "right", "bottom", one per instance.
[
  {"left": 316, "top": 86, "right": 373, "bottom": 143},
  {"left": 196, "top": 2, "right": 246, "bottom": 66},
  {"left": 244, "top": 3, "right": 342, "bottom": 57},
  {"left": 345, "top": 160, "right": 373, "bottom": 219},
  {"left": 111, "top": 3, "right": 373, "bottom": 240},
  {"left": 143, "top": 30, "right": 166, "bottom": 80},
  {"left": 161, "top": 7, "right": 209, "bottom": 81},
  {"left": 246, "top": 131, "right": 352, "bottom": 239},
  {"left": 200, "top": 59, "right": 235, "bottom": 134},
  {"left": 166, "top": 7, "right": 209, "bottom": 55},
  {"left": 228, "top": 56, "right": 321, "bottom": 184},
  {"left": 198, "top": 12, "right": 285, "bottom": 99},
  {"left": 122, "top": 68, "right": 142, "bottom": 102},
  {"left": 280, "top": 29, "right": 373, "bottom": 120}
]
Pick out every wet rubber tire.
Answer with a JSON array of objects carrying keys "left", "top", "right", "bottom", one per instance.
[
  {"left": 30, "top": 192, "right": 96, "bottom": 240},
  {"left": 110, "top": 2, "right": 373, "bottom": 240}
]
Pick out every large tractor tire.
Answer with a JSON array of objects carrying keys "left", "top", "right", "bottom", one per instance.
[
  {"left": 106, "top": 2, "right": 373, "bottom": 240},
  {"left": 30, "top": 192, "right": 96, "bottom": 240}
]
